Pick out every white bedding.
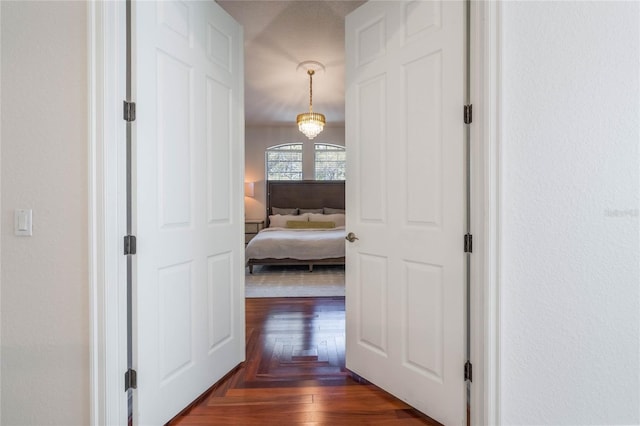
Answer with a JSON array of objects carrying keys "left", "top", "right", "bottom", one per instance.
[{"left": 245, "top": 226, "right": 346, "bottom": 261}]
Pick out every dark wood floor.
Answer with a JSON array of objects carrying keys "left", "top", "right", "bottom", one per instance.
[{"left": 169, "top": 297, "right": 441, "bottom": 425}]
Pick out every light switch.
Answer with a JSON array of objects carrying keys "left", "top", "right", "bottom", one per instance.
[
  {"left": 15, "top": 209, "right": 32, "bottom": 236},
  {"left": 18, "top": 214, "right": 26, "bottom": 230}
]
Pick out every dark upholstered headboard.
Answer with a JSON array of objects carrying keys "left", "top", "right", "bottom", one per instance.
[{"left": 266, "top": 180, "right": 345, "bottom": 225}]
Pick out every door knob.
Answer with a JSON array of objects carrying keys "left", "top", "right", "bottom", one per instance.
[{"left": 345, "top": 232, "right": 359, "bottom": 243}]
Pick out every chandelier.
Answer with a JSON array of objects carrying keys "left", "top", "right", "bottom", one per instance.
[{"left": 296, "top": 63, "right": 326, "bottom": 140}]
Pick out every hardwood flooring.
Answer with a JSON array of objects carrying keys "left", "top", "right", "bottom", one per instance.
[{"left": 169, "top": 297, "right": 441, "bottom": 425}]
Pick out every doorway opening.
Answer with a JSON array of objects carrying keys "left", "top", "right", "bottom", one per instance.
[
  {"left": 89, "top": 1, "right": 496, "bottom": 425},
  {"left": 246, "top": 144, "right": 346, "bottom": 296}
]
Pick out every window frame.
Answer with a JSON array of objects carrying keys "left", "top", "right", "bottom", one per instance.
[
  {"left": 314, "top": 143, "right": 346, "bottom": 181},
  {"left": 265, "top": 143, "right": 304, "bottom": 181}
]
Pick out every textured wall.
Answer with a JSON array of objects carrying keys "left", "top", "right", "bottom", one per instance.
[
  {"left": 1, "top": 2, "right": 89, "bottom": 425},
  {"left": 500, "top": 2, "right": 639, "bottom": 424},
  {"left": 244, "top": 125, "right": 345, "bottom": 220}
]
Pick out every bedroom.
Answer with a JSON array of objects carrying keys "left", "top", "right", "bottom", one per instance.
[
  {"left": 220, "top": 1, "right": 361, "bottom": 294},
  {"left": 243, "top": 132, "right": 347, "bottom": 289}
]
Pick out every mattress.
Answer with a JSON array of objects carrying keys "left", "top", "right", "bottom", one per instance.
[{"left": 245, "top": 227, "right": 346, "bottom": 261}]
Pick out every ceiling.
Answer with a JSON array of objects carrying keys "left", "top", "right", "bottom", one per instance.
[{"left": 216, "top": 0, "right": 365, "bottom": 126}]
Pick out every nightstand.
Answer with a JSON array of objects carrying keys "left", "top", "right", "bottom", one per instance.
[{"left": 244, "top": 219, "right": 264, "bottom": 246}]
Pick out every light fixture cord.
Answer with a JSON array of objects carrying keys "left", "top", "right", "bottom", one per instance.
[{"left": 308, "top": 70, "right": 314, "bottom": 113}]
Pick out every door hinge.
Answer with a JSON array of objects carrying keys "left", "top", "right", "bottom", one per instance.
[
  {"left": 124, "top": 235, "right": 137, "bottom": 255},
  {"left": 464, "top": 361, "right": 473, "bottom": 382},
  {"left": 123, "top": 100, "right": 136, "bottom": 122},
  {"left": 124, "top": 368, "right": 137, "bottom": 391},
  {"left": 464, "top": 233, "right": 473, "bottom": 253},
  {"left": 464, "top": 104, "right": 472, "bottom": 124}
]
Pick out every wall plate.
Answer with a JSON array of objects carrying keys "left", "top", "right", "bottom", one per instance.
[{"left": 15, "top": 209, "right": 33, "bottom": 236}]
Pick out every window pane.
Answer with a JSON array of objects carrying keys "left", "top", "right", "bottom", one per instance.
[
  {"left": 315, "top": 144, "right": 345, "bottom": 180},
  {"left": 266, "top": 143, "right": 303, "bottom": 180}
]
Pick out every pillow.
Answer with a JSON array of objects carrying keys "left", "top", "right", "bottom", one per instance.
[
  {"left": 272, "top": 207, "right": 298, "bottom": 215},
  {"left": 286, "top": 220, "right": 335, "bottom": 229},
  {"left": 323, "top": 207, "right": 345, "bottom": 214},
  {"left": 309, "top": 213, "right": 345, "bottom": 227},
  {"left": 299, "top": 208, "right": 323, "bottom": 214},
  {"left": 269, "top": 213, "right": 310, "bottom": 227}
]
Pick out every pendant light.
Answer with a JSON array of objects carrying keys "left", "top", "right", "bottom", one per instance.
[{"left": 296, "top": 62, "right": 326, "bottom": 140}]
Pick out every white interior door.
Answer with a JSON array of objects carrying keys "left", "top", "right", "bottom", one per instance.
[
  {"left": 345, "top": 1, "right": 466, "bottom": 424},
  {"left": 133, "top": 1, "right": 245, "bottom": 424}
]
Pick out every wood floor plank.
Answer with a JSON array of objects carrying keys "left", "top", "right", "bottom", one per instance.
[
  {"left": 206, "top": 394, "right": 314, "bottom": 407},
  {"left": 168, "top": 297, "right": 440, "bottom": 426},
  {"left": 224, "top": 384, "right": 383, "bottom": 397}
]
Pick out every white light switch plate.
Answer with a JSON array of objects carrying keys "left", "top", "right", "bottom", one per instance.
[{"left": 15, "top": 209, "right": 33, "bottom": 236}]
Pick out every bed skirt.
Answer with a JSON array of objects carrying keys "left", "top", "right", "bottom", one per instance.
[{"left": 247, "top": 257, "right": 345, "bottom": 274}]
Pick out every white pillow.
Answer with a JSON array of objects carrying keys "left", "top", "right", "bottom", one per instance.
[
  {"left": 308, "top": 213, "right": 345, "bottom": 227},
  {"left": 269, "top": 213, "right": 309, "bottom": 228}
]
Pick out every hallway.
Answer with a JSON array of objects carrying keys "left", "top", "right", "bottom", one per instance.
[{"left": 169, "top": 297, "right": 440, "bottom": 425}]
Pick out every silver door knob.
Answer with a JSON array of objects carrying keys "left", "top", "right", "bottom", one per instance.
[{"left": 345, "top": 232, "right": 359, "bottom": 243}]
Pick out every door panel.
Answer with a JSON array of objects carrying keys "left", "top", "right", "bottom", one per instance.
[
  {"left": 346, "top": 1, "right": 465, "bottom": 424},
  {"left": 357, "top": 75, "right": 387, "bottom": 222},
  {"left": 357, "top": 253, "right": 388, "bottom": 355},
  {"left": 157, "top": 51, "right": 192, "bottom": 227},
  {"left": 134, "top": 1, "right": 245, "bottom": 424}
]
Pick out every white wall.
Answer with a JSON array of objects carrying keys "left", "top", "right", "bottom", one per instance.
[
  {"left": 244, "top": 125, "right": 345, "bottom": 220},
  {"left": 1, "top": 2, "right": 89, "bottom": 425},
  {"left": 500, "top": 2, "right": 639, "bottom": 424}
]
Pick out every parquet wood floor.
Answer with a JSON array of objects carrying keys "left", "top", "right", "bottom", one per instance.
[{"left": 168, "top": 297, "right": 441, "bottom": 425}]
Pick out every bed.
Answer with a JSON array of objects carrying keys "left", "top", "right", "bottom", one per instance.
[{"left": 246, "top": 180, "right": 346, "bottom": 273}]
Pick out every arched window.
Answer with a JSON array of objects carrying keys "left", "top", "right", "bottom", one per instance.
[
  {"left": 265, "top": 143, "right": 303, "bottom": 180},
  {"left": 314, "top": 143, "right": 346, "bottom": 180}
]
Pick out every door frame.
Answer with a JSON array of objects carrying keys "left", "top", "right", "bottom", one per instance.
[
  {"left": 87, "top": 1, "right": 502, "bottom": 424},
  {"left": 88, "top": 1, "right": 129, "bottom": 424},
  {"left": 469, "top": 1, "right": 501, "bottom": 424}
]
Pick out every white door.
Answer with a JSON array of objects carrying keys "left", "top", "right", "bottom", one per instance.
[
  {"left": 133, "top": 1, "right": 245, "bottom": 424},
  {"left": 345, "top": 1, "right": 466, "bottom": 424}
]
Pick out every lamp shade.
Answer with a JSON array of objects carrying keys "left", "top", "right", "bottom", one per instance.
[{"left": 244, "top": 182, "right": 255, "bottom": 197}]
